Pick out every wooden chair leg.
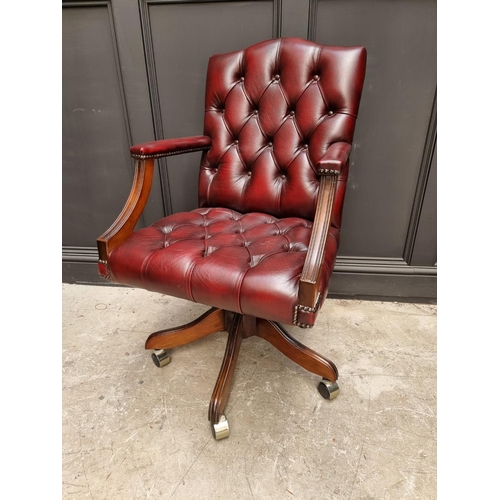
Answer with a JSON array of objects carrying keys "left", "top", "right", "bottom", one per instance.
[
  {"left": 145, "top": 307, "right": 225, "bottom": 350},
  {"left": 255, "top": 318, "right": 338, "bottom": 382},
  {"left": 146, "top": 310, "right": 340, "bottom": 439},
  {"left": 208, "top": 313, "right": 244, "bottom": 438}
]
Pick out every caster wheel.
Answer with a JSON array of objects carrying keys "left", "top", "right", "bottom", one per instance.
[
  {"left": 318, "top": 378, "right": 340, "bottom": 400},
  {"left": 211, "top": 415, "right": 230, "bottom": 440},
  {"left": 151, "top": 349, "right": 171, "bottom": 368}
]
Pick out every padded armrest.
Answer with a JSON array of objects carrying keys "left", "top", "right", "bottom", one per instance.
[
  {"left": 130, "top": 135, "right": 212, "bottom": 159},
  {"left": 317, "top": 141, "right": 351, "bottom": 175}
]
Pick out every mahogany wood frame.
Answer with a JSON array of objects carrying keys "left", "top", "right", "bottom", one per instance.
[
  {"left": 298, "top": 172, "right": 339, "bottom": 308},
  {"left": 144, "top": 307, "right": 338, "bottom": 426},
  {"left": 97, "top": 158, "right": 156, "bottom": 261},
  {"left": 96, "top": 145, "right": 346, "bottom": 427}
]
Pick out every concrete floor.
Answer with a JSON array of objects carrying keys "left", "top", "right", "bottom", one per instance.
[{"left": 62, "top": 283, "right": 436, "bottom": 500}]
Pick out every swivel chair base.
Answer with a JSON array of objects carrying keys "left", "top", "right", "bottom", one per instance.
[{"left": 146, "top": 308, "right": 340, "bottom": 440}]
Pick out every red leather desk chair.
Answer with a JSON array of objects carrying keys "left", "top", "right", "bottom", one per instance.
[{"left": 97, "top": 38, "right": 366, "bottom": 440}]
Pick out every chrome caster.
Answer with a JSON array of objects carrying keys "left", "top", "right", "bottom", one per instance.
[
  {"left": 151, "top": 349, "right": 171, "bottom": 368},
  {"left": 211, "top": 415, "right": 230, "bottom": 440},
  {"left": 318, "top": 378, "right": 340, "bottom": 400}
]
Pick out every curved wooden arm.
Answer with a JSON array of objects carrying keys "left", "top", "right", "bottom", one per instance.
[
  {"left": 298, "top": 142, "right": 352, "bottom": 308},
  {"left": 97, "top": 158, "right": 155, "bottom": 261},
  {"left": 97, "top": 136, "right": 212, "bottom": 262}
]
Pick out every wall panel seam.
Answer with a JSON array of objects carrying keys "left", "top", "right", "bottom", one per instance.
[{"left": 403, "top": 88, "right": 437, "bottom": 265}]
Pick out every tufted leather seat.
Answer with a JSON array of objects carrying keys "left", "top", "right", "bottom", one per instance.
[
  {"left": 108, "top": 207, "right": 339, "bottom": 326},
  {"left": 97, "top": 37, "right": 366, "bottom": 439}
]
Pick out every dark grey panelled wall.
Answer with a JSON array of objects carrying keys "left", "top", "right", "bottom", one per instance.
[
  {"left": 62, "top": 4, "right": 135, "bottom": 246},
  {"left": 147, "top": 0, "right": 277, "bottom": 213},
  {"left": 312, "top": 0, "right": 437, "bottom": 298},
  {"left": 62, "top": 0, "right": 437, "bottom": 301}
]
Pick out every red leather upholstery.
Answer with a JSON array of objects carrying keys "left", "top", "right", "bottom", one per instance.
[
  {"left": 199, "top": 38, "right": 366, "bottom": 226},
  {"left": 108, "top": 208, "right": 339, "bottom": 325},
  {"left": 130, "top": 135, "right": 211, "bottom": 159},
  {"left": 103, "top": 38, "right": 367, "bottom": 327},
  {"left": 317, "top": 141, "right": 351, "bottom": 174}
]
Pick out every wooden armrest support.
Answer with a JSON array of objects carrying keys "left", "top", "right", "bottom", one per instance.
[
  {"left": 97, "top": 136, "right": 212, "bottom": 261},
  {"left": 97, "top": 158, "right": 155, "bottom": 261},
  {"left": 130, "top": 135, "right": 211, "bottom": 159},
  {"left": 298, "top": 142, "right": 352, "bottom": 308}
]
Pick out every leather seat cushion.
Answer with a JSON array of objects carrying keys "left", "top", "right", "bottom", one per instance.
[{"left": 107, "top": 207, "right": 339, "bottom": 325}]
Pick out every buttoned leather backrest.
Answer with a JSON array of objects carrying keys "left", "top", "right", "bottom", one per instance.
[{"left": 199, "top": 38, "right": 366, "bottom": 227}]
